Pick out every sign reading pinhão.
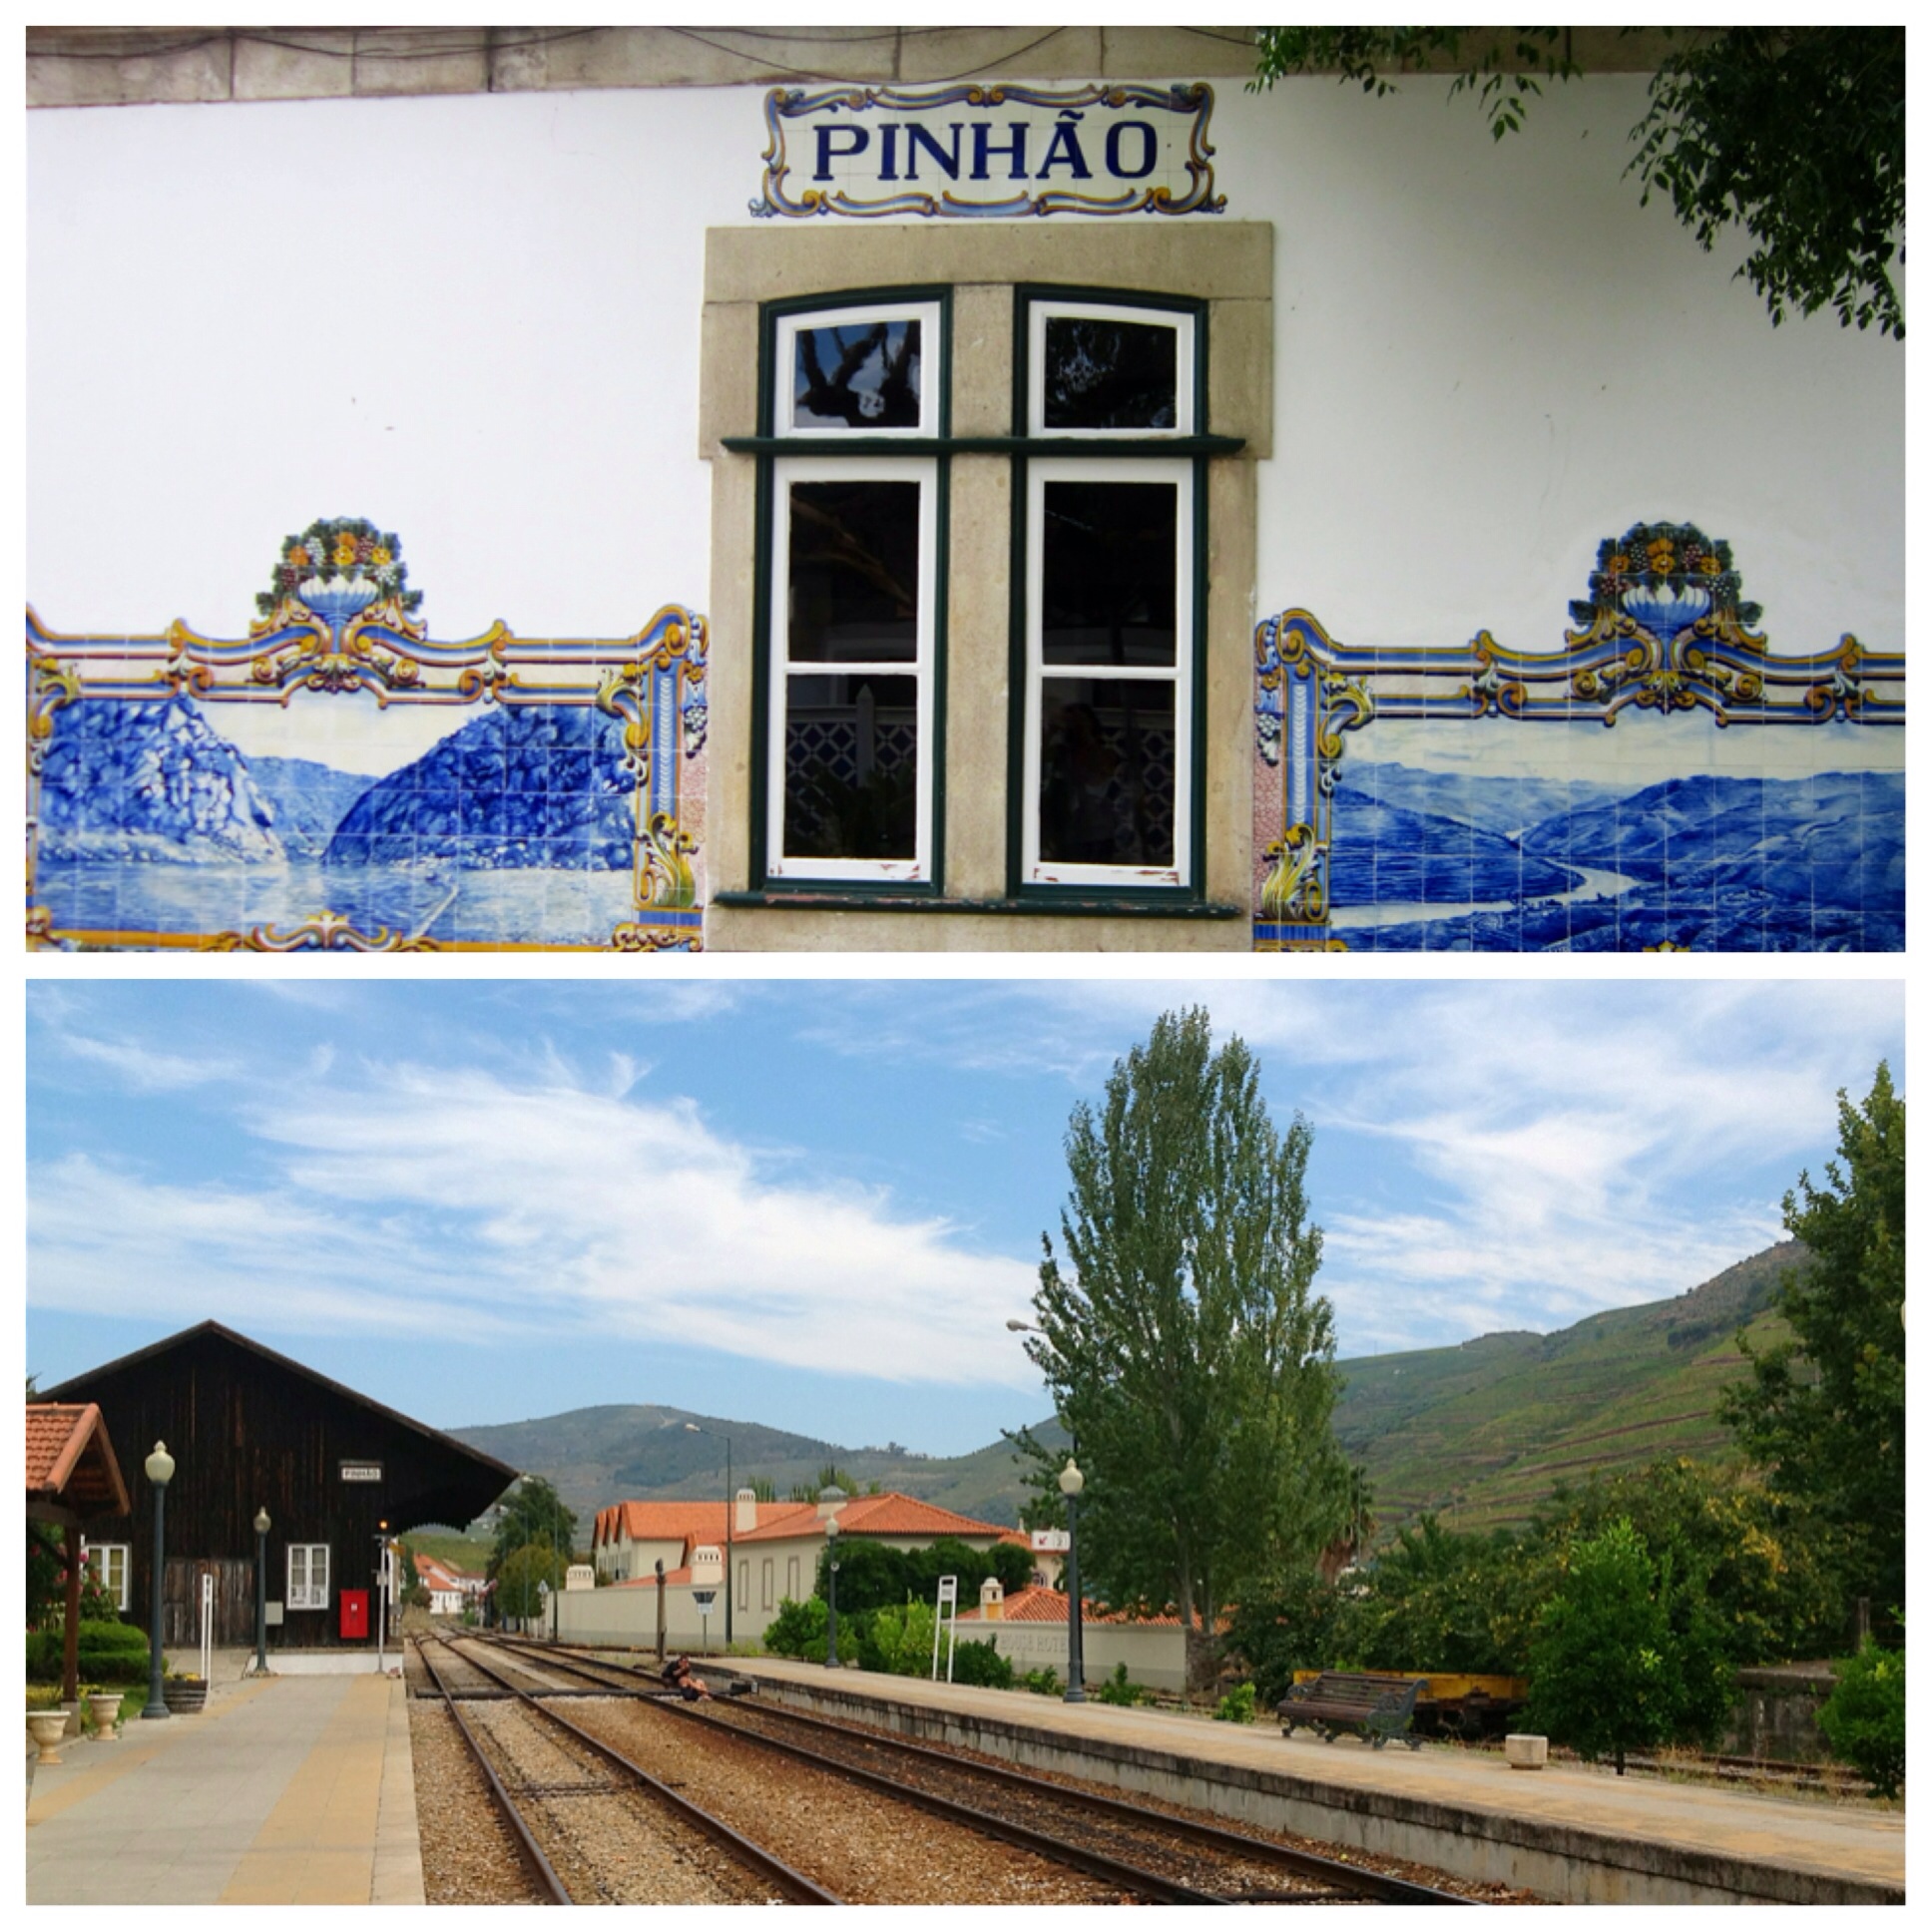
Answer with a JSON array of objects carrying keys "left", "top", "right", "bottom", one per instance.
[{"left": 753, "top": 82, "right": 1225, "bottom": 220}]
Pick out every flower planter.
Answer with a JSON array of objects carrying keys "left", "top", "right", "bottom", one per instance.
[
  {"left": 26, "top": 1711, "right": 68, "bottom": 1764},
  {"left": 1504, "top": 1732, "right": 1549, "bottom": 1770},
  {"left": 88, "top": 1692, "right": 125, "bottom": 1738},
  {"left": 161, "top": 1680, "right": 208, "bottom": 1714}
]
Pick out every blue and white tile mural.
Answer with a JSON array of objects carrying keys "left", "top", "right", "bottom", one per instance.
[
  {"left": 27, "top": 519, "right": 708, "bottom": 951},
  {"left": 1253, "top": 523, "right": 1905, "bottom": 951}
]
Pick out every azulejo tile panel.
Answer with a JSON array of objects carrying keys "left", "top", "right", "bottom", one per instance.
[
  {"left": 1253, "top": 522, "right": 1905, "bottom": 952},
  {"left": 27, "top": 519, "right": 708, "bottom": 952}
]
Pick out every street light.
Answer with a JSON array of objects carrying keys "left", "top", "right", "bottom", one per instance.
[
  {"left": 685, "top": 1422, "right": 734, "bottom": 1649},
  {"left": 824, "top": 1514, "right": 841, "bottom": 1669},
  {"left": 1059, "top": 1458, "right": 1086, "bottom": 1704},
  {"left": 142, "top": 1442, "right": 175, "bottom": 1720},
  {"left": 251, "top": 1507, "right": 271, "bottom": 1677}
]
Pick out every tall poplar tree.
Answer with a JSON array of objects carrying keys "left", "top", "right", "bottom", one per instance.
[{"left": 1014, "top": 1008, "right": 1347, "bottom": 1688}]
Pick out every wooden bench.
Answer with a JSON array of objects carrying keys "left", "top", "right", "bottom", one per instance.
[{"left": 1277, "top": 1673, "right": 1427, "bottom": 1750}]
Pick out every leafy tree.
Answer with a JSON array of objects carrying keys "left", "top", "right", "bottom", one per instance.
[
  {"left": 1016, "top": 1008, "right": 1348, "bottom": 1688},
  {"left": 1529, "top": 1458, "right": 1843, "bottom": 1664},
  {"left": 488, "top": 1475, "right": 576, "bottom": 1582},
  {"left": 27, "top": 1522, "right": 65, "bottom": 1631},
  {"left": 1817, "top": 1637, "right": 1905, "bottom": 1798},
  {"left": 813, "top": 1534, "right": 1031, "bottom": 1614},
  {"left": 1251, "top": 28, "right": 1904, "bottom": 338},
  {"left": 1719, "top": 1064, "right": 1905, "bottom": 1618},
  {"left": 742, "top": 1475, "right": 778, "bottom": 1504},
  {"left": 1524, "top": 1518, "right": 1732, "bottom": 1772},
  {"left": 394, "top": 1540, "right": 432, "bottom": 1612},
  {"left": 494, "top": 1541, "right": 565, "bottom": 1623}
]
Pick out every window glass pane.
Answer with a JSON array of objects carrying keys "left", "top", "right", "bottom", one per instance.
[
  {"left": 1039, "top": 679, "right": 1177, "bottom": 868},
  {"left": 787, "top": 479, "right": 920, "bottom": 664},
  {"left": 1042, "top": 315, "right": 1178, "bottom": 429},
  {"left": 793, "top": 319, "right": 922, "bottom": 429},
  {"left": 784, "top": 673, "right": 919, "bottom": 860},
  {"left": 1042, "top": 481, "right": 1177, "bottom": 667}
]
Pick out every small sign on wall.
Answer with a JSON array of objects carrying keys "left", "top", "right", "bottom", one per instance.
[
  {"left": 753, "top": 82, "right": 1225, "bottom": 220},
  {"left": 339, "top": 1461, "right": 383, "bottom": 1483}
]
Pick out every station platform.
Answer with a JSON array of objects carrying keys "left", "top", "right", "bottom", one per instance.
[
  {"left": 25, "top": 1658, "right": 421, "bottom": 1906},
  {"left": 730, "top": 1655, "right": 1905, "bottom": 1906}
]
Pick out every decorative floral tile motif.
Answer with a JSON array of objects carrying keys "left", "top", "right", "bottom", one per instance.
[
  {"left": 27, "top": 522, "right": 708, "bottom": 952},
  {"left": 1253, "top": 522, "right": 1904, "bottom": 953}
]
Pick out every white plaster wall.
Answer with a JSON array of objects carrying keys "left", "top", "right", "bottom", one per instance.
[{"left": 30, "top": 74, "right": 1900, "bottom": 668}]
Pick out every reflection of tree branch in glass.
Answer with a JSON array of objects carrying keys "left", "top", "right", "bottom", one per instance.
[
  {"left": 790, "top": 495, "right": 914, "bottom": 620},
  {"left": 796, "top": 322, "right": 921, "bottom": 427}
]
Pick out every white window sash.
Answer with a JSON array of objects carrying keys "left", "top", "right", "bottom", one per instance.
[
  {"left": 88, "top": 1544, "right": 131, "bottom": 1612},
  {"left": 772, "top": 299, "right": 943, "bottom": 441},
  {"left": 1022, "top": 454, "right": 1194, "bottom": 888},
  {"left": 287, "top": 1544, "right": 330, "bottom": 1611},
  {"left": 1026, "top": 299, "right": 1196, "bottom": 439},
  {"left": 766, "top": 454, "right": 937, "bottom": 884}
]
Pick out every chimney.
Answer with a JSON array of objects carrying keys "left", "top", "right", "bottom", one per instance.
[
  {"left": 979, "top": 1578, "right": 1005, "bottom": 1621},
  {"left": 734, "top": 1487, "right": 757, "bottom": 1535}
]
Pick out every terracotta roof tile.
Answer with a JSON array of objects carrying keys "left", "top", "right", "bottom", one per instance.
[
  {"left": 598, "top": 1499, "right": 816, "bottom": 1548},
  {"left": 24, "top": 1402, "right": 130, "bottom": 1518},
  {"left": 738, "top": 1493, "right": 1009, "bottom": 1544}
]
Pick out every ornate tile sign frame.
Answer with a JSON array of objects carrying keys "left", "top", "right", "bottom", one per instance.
[
  {"left": 751, "top": 81, "right": 1225, "bottom": 220},
  {"left": 26, "top": 520, "right": 708, "bottom": 952},
  {"left": 1253, "top": 522, "right": 1906, "bottom": 951}
]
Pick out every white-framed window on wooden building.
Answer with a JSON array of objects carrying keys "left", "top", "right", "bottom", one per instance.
[
  {"left": 86, "top": 1541, "right": 130, "bottom": 1612},
  {"left": 287, "top": 1543, "right": 329, "bottom": 1611}
]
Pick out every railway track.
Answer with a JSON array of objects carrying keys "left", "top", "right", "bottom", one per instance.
[
  {"left": 478, "top": 1634, "right": 1481, "bottom": 1905},
  {"left": 414, "top": 1637, "right": 839, "bottom": 1904}
]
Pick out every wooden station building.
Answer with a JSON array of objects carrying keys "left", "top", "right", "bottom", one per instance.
[{"left": 42, "top": 1320, "right": 516, "bottom": 1650}]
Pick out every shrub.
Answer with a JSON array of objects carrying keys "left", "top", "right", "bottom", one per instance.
[
  {"left": 26, "top": 1620, "right": 150, "bottom": 1685},
  {"left": 1214, "top": 1682, "right": 1257, "bottom": 1723},
  {"left": 1021, "top": 1667, "right": 1062, "bottom": 1696},
  {"left": 1094, "top": 1661, "right": 1146, "bottom": 1706},
  {"left": 858, "top": 1600, "right": 937, "bottom": 1677},
  {"left": 949, "top": 1639, "right": 1014, "bottom": 1690},
  {"left": 1818, "top": 1639, "right": 1905, "bottom": 1798},
  {"left": 762, "top": 1596, "right": 828, "bottom": 1661}
]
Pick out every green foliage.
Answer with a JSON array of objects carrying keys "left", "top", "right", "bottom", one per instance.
[
  {"left": 761, "top": 1596, "right": 826, "bottom": 1659},
  {"left": 816, "top": 1534, "right": 1033, "bottom": 1614},
  {"left": 488, "top": 1475, "right": 577, "bottom": 1578},
  {"left": 1094, "top": 1661, "right": 1147, "bottom": 1706},
  {"left": 1530, "top": 1458, "right": 1844, "bottom": 1664},
  {"left": 1340, "top": 1516, "right": 1534, "bottom": 1678},
  {"left": 1721, "top": 1065, "right": 1905, "bottom": 1618},
  {"left": 1817, "top": 1637, "right": 1905, "bottom": 1798},
  {"left": 1214, "top": 1682, "right": 1258, "bottom": 1723},
  {"left": 742, "top": 1475, "right": 778, "bottom": 1504},
  {"left": 1224, "top": 1563, "right": 1358, "bottom": 1707},
  {"left": 394, "top": 1540, "right": 431, "bottom": 1612},
  {"left": 26, "top": 1620, "right": 150, "bottom": 1686},
  {"left": 1019, "top": 1008, "right": 1348, "bottom": 1686},
  {"left": 27, "top": 1523, "right": 65, "bottom": 1630},
  {"left": 1524, "top": 1519, "right": 1733, "bottom": 1772},
  {"left": 494, "top": 1541, "right": 566, "bottom": 1623},
  {"left": 858, "top": 1600, "right": 937, "bottom": 1677},
  {"left": 950, "top": 1639, "right": 1015, "bottom": 1690},
  {"left": 1251, "top": 28, "right": 1904, "bottom": 339},
  {"left": 1021, "top": 1666, "right": 1063, "bottom": 1696}
]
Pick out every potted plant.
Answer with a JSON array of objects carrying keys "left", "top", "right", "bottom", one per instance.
[
  {"left": 161, "top": 1673, "right": 208, "bottom": 1714},
  {"left": 86, "top": 1689, "right": 125, "bottom": 1738}
]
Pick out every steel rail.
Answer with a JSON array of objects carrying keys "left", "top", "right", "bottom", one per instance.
[
  {"left": 413, "top": 1639, "right": 573, "bottom": 1905},
  {"left": 438, "top": 1636, "right": 843, "bottom": 1906},
  {"left": 491, "top": 1636, "right": 1476, "bottom": 1906}
]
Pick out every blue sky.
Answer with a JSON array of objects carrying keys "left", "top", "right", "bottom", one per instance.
[{"left": 25, "top": 975, "right": 1901, "bottom": 1458}]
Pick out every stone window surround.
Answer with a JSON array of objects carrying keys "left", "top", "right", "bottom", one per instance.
[{"left": 701, "top": 220, "right": 1271, "bottom": 952}]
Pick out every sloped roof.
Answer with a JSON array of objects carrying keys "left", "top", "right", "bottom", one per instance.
[
  {"left": 596, "top": 1498, "right": 816, "bottom": 1549},
  {"left": 735, "top": 1491, "right": 1009, "bottom": 1544},
  {"left": 961, "top": 1586, "right": 1212, "bottom": 1630},
  {"left": 25, "top": 1403, "right": 131, "bottom": 1525}
]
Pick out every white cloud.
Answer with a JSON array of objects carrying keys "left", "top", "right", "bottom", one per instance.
[
  {"left": 53, "top": 1030, "right": 241, "bottom": 1092},
  {"left": 29, "top": 1063, "right": 1040, "bottom": 1389}
]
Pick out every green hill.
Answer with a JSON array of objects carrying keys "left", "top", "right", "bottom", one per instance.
[
  {"left": 1333, "top": 1241, "right": 1800, "bottom": 1537},
  {"left": 450, "top": 1243, "right": 1800, "bottom": 1545}
]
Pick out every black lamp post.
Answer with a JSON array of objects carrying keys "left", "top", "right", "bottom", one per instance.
[
  {"left": 824, "top": 1515, "right": 841, "bottom": 1668},
  {"left": 685, "top": 1422, "right": 734, "bottom": 1648},
  {"left": 1059, "top": 1458, "right": 1086, "bottom": 1703},
  {"left": 142, "top": 1442, "right": 175, "bottom": 1720},
  {"left": 252, "top": 1507, "right": 271, "bottom": 1677}
]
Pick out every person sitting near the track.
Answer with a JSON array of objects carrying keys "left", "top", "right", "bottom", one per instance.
[{"left": 662, "top": 1653, "right": 712, "bottom": 1700}]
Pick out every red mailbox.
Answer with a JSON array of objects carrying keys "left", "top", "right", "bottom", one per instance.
[{"left": 338, "top": 1588, "right": 369, "bottom": 1640}]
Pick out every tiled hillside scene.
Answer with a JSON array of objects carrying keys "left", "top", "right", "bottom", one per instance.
[
  {"left": 1254, "top": 524, "right": 1905, "bottom": 952},
  {"left": 27, "top": 519, "right": 708, "bottom": 952}
]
